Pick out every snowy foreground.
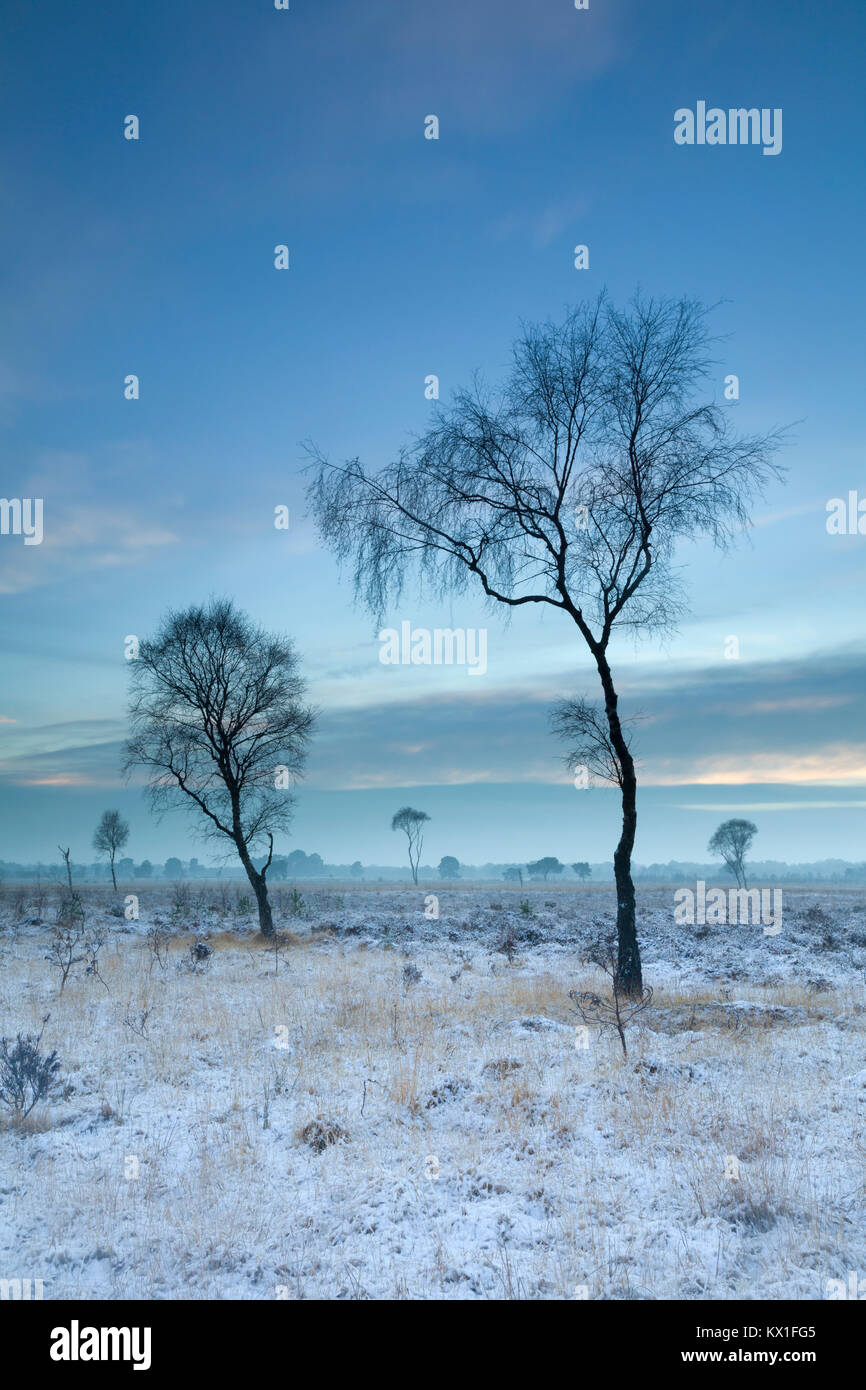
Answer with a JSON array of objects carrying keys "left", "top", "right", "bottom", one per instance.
[{"left": 1, "top": 883, "right": 865, "bottom": 1300}]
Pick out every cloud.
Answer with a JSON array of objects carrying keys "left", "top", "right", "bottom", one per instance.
[
  {"left": 492, "top": 195, "right": 592, "bottom": 250},
  {"left": 0, "top": 503, "right": 179, "bottom": 595},
  {"left": 303, "top": 644, "right": 866, "bottom": 790},
  {"left": 18, "top": 773, "right": 96, "bottom": 787},
  {"left": 736, "top": 696, "right": 854, "bottom": 714},
  {"left": 220, "top": 0, "right": 629, "bottom": 166},
  {"left": 670, "top": 747, "right": 866, "bottom": 787},
  {"left": 0, "top": 723, "right": 126, "bottom": 789},
  {"left": 4, "top": 645, "right": 866, "bottom": 799}
]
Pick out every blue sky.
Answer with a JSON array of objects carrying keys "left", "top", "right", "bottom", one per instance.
[{"left": 1, "top": 0, "right": 864, "bottom": 865}]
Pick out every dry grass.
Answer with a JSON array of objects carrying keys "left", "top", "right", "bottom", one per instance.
[{"left": 0, "top": 919, "right": 864, "bottom": 1299}]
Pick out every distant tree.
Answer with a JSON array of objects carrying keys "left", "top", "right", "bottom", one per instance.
[
  {"left": 285, "top": 849, "right": 325, "bottom": 877},
  {"left": 708, "top": 819, "right": 757, "bottom": 889},
  {"left": 92, "top": 810, "right": 130, "bottom": 890},
  {"left": 164, "top": 857, "right": 184, "bottom": 880},
  {"left": 58, "top": 845, "right": 73, "bottom": 893},
  {"left": 391, "top": 807, "right": 430, "bottom": 884},
  {"left": 438, "top": 855, "right": 460, "bottom": 880},
  {"left": 125, "top": 599, "right": 316, "bottom": 936},
  {"left": 527, "top": 857, "right": 565, "bottom": 881},
  {"left": 572, "top": 862, "right": 592, "bottom": 880},
  {"left": 308, "top": 295, "right": 784, "bottom": 992},
  {"left": 286, "top": 849, "right": 309, "bottom": 876},
  {"left": 350, "top": 860, "right": 363, "bottom": 878},
  {"left": 117, "top": 857, "right": 135, "bottom": 878},
  {"left": 503, "top": 865, "right": 523, "bottom": 885},
  {"left": 137, "top": 860, "right": 153, "bottom": 879}
]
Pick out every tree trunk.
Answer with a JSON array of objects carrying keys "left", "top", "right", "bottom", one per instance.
[
  {"left": 110, "top": 855, "right": 117, "bottom": 891},
  {"left": 250, "top": 867, "right": 274, "bottom": 936},
  {"left": 595, "top": 649, "right": 643, "bottom": 995},
  {"left": 228, "top": 789, "right": 275, "bottom": 935},
  {"left": 233, "top": 835, "right": 274, "bottom": 935}
]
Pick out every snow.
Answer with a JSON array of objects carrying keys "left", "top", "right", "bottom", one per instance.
[{"left": 1, "top": 883, "right": 865, "bottom": 1300}]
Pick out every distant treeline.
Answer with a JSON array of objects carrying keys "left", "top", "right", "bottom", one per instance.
[{"left": 1, "top": 853, "right": 865, "bottom": 885}]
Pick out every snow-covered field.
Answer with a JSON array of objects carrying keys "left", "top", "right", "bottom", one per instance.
[{"left": 1, "top": 882, "right": 865, "bottom": 1300}]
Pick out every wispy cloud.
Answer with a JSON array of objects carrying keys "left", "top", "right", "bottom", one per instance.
[
  {"left": 0, "top": 504, "right": 179, "bottom": 595},
  {"left": 4, "top": 647, "right": 866, "bottom": 795},
  {"left": 492, "top": 195, "right": 591, "bottom": 250}
]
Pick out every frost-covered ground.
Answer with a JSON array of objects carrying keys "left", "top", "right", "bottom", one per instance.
[{"left": 1, "top": 882, "right": 865, "bottom": 1300}]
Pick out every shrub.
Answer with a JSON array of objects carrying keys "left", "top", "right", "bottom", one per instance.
[
  {"left": 287, "top": 888, "right": 306, "bottom": 918},
  {"left": 299, "top": 1117, "right": 347, "bottom": 1153},
  {"left": 481, "top": 1057, "right": 523, "bottom": 1080},
  {"left": 182, "top": 939, "right": 213, "bottom": 973},
  {"left": 0, "top": 1018, "right": 61, "bottom": 1117},
  {"left": 495, "top": 922, "right": 518, "bottom": 964}
]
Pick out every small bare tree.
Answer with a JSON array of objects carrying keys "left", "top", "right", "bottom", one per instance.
[
  {"left": 570, "top": 942, "right": 653, "bottom": 1059},
  {"left": 146, "top": 925, "right": 171, "bottom": 973},
  {"left": 93, "top": 811, "right": 129, "bottom": 890},
  {"left": 124, "top": 599, "right": 316, "bottom": 936},
  {"left": 307, "top": 293, "right": 783, "bottom": 992},
  {"left": 391, "top": 806, "right": 429, "bottom": 884},
  {"left": 709, "top": 818, "right": 757, "bottom": 889},
  {"left": 46, "top": 913, "right": 107, "bottom": 995}
]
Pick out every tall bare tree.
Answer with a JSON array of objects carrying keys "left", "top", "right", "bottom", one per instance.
[
  {"left": 124, "top": 599, "right": 316, "bottom": 936},
  {"left": 92, "top": 811, "right": 129, "bottom": 890},
  {"left": 391, "top": 806, "right": 429, "bottom": 884},
  {"left": 307, "top": 293, "right": 783, "bottom": 991}
]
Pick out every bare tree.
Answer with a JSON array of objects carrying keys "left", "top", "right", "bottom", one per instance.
[
  {"left": 552, "top": 696, "right": 641, "bottom": 790},
  {"left": 124, "top": 599, "right": 316, "bottom": 936},
  {"left": 58, "top": 845, "right": 73, "bottom": 894},
  {"left": 570, "top": 942, "right": 653, "bottom": 1060},
  {"left": 391, "top": 806, "right": 429, "bottom": 884},
  {"left": 307, "top": 293, "right": 783, "bottom": 992},
  {"left": 92, "top": 811, "right": 129, "bottom": 890},
  {"left": 709, "top": 818, "right": 757, "bottom": 889}
]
